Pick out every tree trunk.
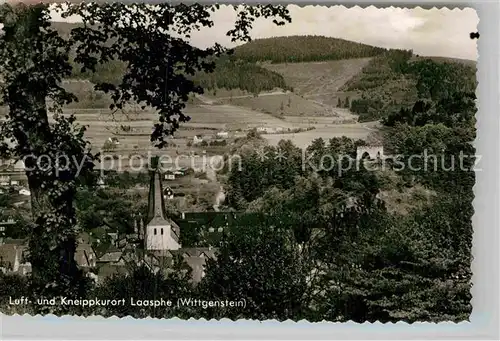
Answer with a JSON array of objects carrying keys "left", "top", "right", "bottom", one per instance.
[{"left": 12, "top": 94, "right": 85, "bottom": 313}]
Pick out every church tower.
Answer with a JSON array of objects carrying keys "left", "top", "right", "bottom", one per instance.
[{"left": 144, "top": 156, "right": 181, "bottom": 251}]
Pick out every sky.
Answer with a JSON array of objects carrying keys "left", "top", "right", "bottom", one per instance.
[{"left": 49, "top": 5, "right": 478, "bottom": 60}]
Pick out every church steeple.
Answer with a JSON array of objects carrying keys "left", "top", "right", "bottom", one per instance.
[
  {"left": 144, "top": 156, "right": 181, "bottom": 251},
  {"left": 147, "top": 156, "right": 168, "bottom": 224},
  {"left": 153, "top": 170, "right": 165, "bottom": 219}
]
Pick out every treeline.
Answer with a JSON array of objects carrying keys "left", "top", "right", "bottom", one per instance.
[
  {"left": 75, "top": 185, "right": 148, "bottom": 237},
  {"left": 51, "top": 21, "right": 128, "bottom": 86},
  {"left": 71, "top": 58, "right": 127, "bottom": 86},
  {"left": 57, "top": 21, "right": 289, "bottom": 94},
  {"left": 192, "top": 57, "right": 290, "bottom": 93},
  {"left": 232, "top": 35, "right": 387, "bottom": 63},
  {"left": 345, "top": 49, "right": 414, "bottom": 91},
  {"left": 69, "top": 57, "right": 289, "bottom": 95}
]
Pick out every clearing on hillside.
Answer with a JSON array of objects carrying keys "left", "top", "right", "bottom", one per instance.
[{"left": 262, "top": 58, "right": 372, "bottom": 105}]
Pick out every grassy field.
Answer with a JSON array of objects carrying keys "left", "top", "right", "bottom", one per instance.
[
  {"left": 55, "top": 54, "right": 373, "bottom": 121},
  {"left": 221, "top": 92, "right": 328, "bottom": 117},
  {"left": 263, "top": 121, "right": 378, "bottom": 149},
  {"left": 2, "top": 76, "right": 376, "bottom": 173},
  {"left": 39, "top": 97, "right": 378, "bottom": 171},
  {"left": 219, "top": 92, "right": 360, "bottom": 121},
  {"left": 184, "top": 103, "right": 296, "bottom": 130}
]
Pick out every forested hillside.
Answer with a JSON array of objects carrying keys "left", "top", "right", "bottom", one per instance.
[
  {"left": 70, "top": 57, "right": 289, "bottom": 95},
  {"left": 232, "top": 35, "right": 387, "bottom": 63},
  {"left": 54, "top": 21, "right": 288, "bottom": 93},
  {"left": 57, "top": 20, "right": 477, "bottom": 122},
  {"left": 71, "top": 59, "right": 127, "bottom": 86},
  {"left": 344, "top": 50, "right": 477, "bottom": 121},
  {"left": 192, "top": 57, "right": 290, "bottom": 93}
]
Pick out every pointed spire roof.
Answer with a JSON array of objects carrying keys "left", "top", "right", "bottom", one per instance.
[{"left": 146, "top": 156, "right": 179, "bottom": 230}]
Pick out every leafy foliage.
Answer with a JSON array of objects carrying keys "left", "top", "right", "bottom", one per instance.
[
  {"left": 93, "top": 261, "right": 195, "bottom": 319},
  {"left": 225, "top": 140, "right": 304, "bottom": 209},
  {"left": 0, "top": 272, "right": 32, "bottom": 314},
  {"left": 75, "top": 186, "right": 147, "bottom": 236},
  {"left": 0, "top": 3, "right": 475, "bottom": 323},
  {"left": 199, "top": 224, "right": 308, "bottom": 321},
  {"left": 217, "top": 53, "right": 475, "bottom": 321}
]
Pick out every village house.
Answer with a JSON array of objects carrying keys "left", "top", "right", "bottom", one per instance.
[
  {"left": 163, "top": 186, "right": 174, "bottom": 200},
  {"left": 0, "top": 233, "right": 98, "bottom": 277},
  {"left": 0, "top": 175, "right": 10, "bottom": 186},
  {"left": 0, "top": 218, "right": 16, "bottom": 232},
  {"left": 13, "top": 159, "right": 25, "bottom": 171},
  {"left": 96, "top": 248, "right": 124, "bottom": 266},
  {"left": 107, "top": 137, "right": 120, "bottom": 145},
  {"left": 216, "top": 131, "right": 229, "bottom": 139},
  {"left": 108, "top": 232, "right": 118, "bottom": 246},
  {"left": 164, "top": 170, "right": 176, "bottom": 180},
  {"left": 75, "top": 242, "right": 98, "bottom": 268},
  {"left": 97, "top": 178, "right": 107, "bottom": 188},
  {"left": 256, "top": 126, "right": 285, "bottom": 134},
  {"left": 192, "top": 135, "right": 204, "bottom": 145},
  {"left": 94, "top": 263, "right": 127, "bottom": 284},
  {"left": 99, "top": 157, "right": 219, "bottom": 283},
  {"left": 18, "top": 188, "right": 30, "bottom": 196},
  {"left": 0, "top": 158, "right": 249, "bottom": 284},
  {"left": 0, "top": 239, "right": 31, "bottom": 275}
]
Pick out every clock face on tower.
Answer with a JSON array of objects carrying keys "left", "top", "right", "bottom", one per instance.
[{"left": 163, "top": 186, "right": 174, "bottom": 200}]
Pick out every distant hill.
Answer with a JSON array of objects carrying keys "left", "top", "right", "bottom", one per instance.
[
  {"left": 51, "top": 21, "right": 286, "bottom": 94},
  {"left": 232, "top": 35, "right": 387, "bottom": 63},
  {"left": 411, "top": 55, "right": 477, "bottom": 68},
  {"left": 47, "top": 22, "right": 476, "bottom": 120}
]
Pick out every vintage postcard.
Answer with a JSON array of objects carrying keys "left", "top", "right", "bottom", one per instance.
[{"left": 0, "top": 3, "right": 479, "bottom": 324}]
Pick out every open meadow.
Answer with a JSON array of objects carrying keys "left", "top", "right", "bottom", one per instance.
[{"left": 38, "top": 92, "right": 377, "bottom": 169}]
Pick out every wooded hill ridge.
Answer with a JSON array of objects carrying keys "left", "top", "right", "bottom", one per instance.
[
  {"left": 231, "top": 35, "right": 387, "bottom": 63},
  {"left": 50, "top": 22, "right": 477, "bottom": 117}
]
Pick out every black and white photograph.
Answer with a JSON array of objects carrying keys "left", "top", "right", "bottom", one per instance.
[{"left": 0, "top": 3, "right": 479, "bottom": 324}]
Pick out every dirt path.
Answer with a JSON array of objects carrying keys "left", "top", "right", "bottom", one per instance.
[
  {"left": 215, "top": 90, "right": 290, "bottom": 100},
  {"left": 195, "top": 94, "right": 217, "bottom": 105},
  {"left": 213, "top": 187, "right": 226, "bottom": 212},
  {"left": 205, "top": 156, "right": 226, "bottom": 211}
]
